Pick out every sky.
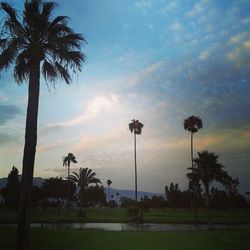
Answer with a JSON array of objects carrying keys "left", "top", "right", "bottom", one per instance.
[{"left": 0, "top": 0, "right": 250, "bottom": 194}]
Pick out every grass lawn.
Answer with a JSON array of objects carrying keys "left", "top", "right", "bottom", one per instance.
[
  {"left": 0, "top": 228, "right": 250, "bottom": 250},
  {"left": 0, "top": 208, "right": 249, "bottom": 224}
]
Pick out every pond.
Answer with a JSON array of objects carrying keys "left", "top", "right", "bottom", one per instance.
[{"left": 2, "top": 223, "right": 250, "bottom": 231}]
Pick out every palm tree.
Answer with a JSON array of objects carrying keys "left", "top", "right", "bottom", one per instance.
[
  {"left": 184, "top": 115, "right": 202, "bottom": 223},
  {"left": 129, "top": 119, "right": 144, "bottom": 202},
  {"left": 63, "top": 152, "right": 77, "bottom": 215},
  {"left": 69, "top": 168, "right": 101, "bottom": 216},
  {"left": 192, "top": 151, "right": 229, "bottom": 228},
  {"left": 107, "top": 179, "right": 112, "bottom": 203},
  {"left": 0, "top": 1, "right": 86, "bottom": 249}
]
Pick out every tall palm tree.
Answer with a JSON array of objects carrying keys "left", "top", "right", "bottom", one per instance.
[
  {"left": 129, "top": 119, "right": 144, "bottom": 202},
  {"left": 0, "top": 1, "right": 86, "bottom": 249},
  {"left": 63, "top": 152, "right": 77, "bottom": 215},
  {"left": 184, "top": 115, "right": 202, "bottom": 223},
  {"left": 69, "top": 167, "right": 101, "bottom": 216},
  {"left": 107, "top": 179, "right": 112, "bottom": 203},
  {"left": 192, "top": 151, "right": 229, "bottom": 228}
]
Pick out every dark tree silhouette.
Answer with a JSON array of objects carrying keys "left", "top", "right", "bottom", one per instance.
[
  {"left": 184, "top": 115, "right": 202, "bottom": 223},
  {"left": 116, "top": 192, "right": 120, "bottom": 205},
  {"left": 83, "top": 185, "right": 106, "bottom": 207},
  {"left": 69, "top": 168, "right": 101, "bottom": 216},
  {"left": 192, "top": 150, "right": 229, "bottom": 228},
  {"left": 0, "top": 1, "right": 86, "bottom": 248},
  {"left": 107, "top": 179, "right": 112, "bottom": 203},
  {"left": 129, "top": 119, "right": 144, "bottom": 202},
  {"left": 63, "top": 152, "right": 77, "bottom": 215},
  {"left": 1, "top": 166, "right": 20, "bottom": 210},
  {"left": 165, "top": 182, "right": 181, "bottom": 209}
]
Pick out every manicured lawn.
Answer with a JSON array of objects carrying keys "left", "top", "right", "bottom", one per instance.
[
  {"left": 0, "top": 228, "right": 250, "bottom": 250},
  {"left": 0, "top": 208, "right": 249, "bottom": 224}
]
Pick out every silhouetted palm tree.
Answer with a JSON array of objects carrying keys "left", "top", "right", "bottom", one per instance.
[
  {"left": 0, "top": 1, "right": 86, "bottom": 248},
  {"left": 107, "top": 179, "right": 112, "bottom": 202},
  {"left": 192, "top": 150, "right": 229, "bottom": 228},
  {"left": 129, "top": 119, "right": 144, "bottom": 202},
  {"left": 184, "top": 115, "right": 202, "bottom": 223},
  {"left": 63, "top": 152, "right": 77, "bottom": 215},
  {"left": 69, "top": 168, "right": 101, "bottom": 216}
]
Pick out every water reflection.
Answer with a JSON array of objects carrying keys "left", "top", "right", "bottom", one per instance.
[{"left": 2, "top": 223, "right": 250, "bottom": 231}]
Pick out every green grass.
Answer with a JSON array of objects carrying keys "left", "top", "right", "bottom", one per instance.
[
  {"left": 0, "top": 208, "right": 249, "bottom": 224},
  {"left": 0, "top": 228, "right": 250, "bottom": 250}
]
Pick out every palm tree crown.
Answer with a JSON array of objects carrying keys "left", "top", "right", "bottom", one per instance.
[
  {"left": 129, "top": 119, "right": 144, "bottom": 135},
  {"left": 184, "top": 116, "right": 203, "bottom": 133},
  {"left": 0, "top": 0, "right": 86, "bottom": 83},
  {"left": 107, "top": 179, "right": 112, "bottom": 186},
  {"left": 193, "top": 151, "right": 228, "bottom": 186},
  {"left": 70, "top": 168, "right": 101, "bottom": 190},
  {"left": 63, "top": 153, "right": 77, "bottom": 168}
]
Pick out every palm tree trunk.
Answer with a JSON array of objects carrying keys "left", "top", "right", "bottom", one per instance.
[
  {"left": 134, "top": 132, "right": 137, "bottom": 202},
  {"left": 108, "top": 186, "right": 110, "bottom": 203},
  {"left": 67, "top": 162, "right": 70, "bottom": 217},
  {"left": 17, "top": 60, "right": 40, "bottom": 250},
  {"left": 191, "top": 132, "right": 197, "bottom": 224}
]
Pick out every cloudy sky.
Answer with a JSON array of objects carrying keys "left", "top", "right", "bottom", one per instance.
[{"left": 0, "top": 0, "right": 250, "bottom": 194}]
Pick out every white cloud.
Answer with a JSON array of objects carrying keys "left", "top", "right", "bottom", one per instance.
[
  {"left": 48, "top": 94, "right": 121, "bottom": 128},
  {"left": 170, "top": 21, "right": 182, "bottom": 32},
  {"left": 127, "top": 61, "right": 164, "bottom": 86},
  {"left": 199, "top": 49, "right": 211, "bottom": 61},
  {"left": 242, "top": 17, "right": 250, "bottom": 24},
  {"left": 186, "top": 0, "right": 207, "bottom": 17},
  {"left": 227, "top": 41, "right": 250, "bottom": 67},
  {"left": 135, "top": 0, "right": 152, "bottom": 12},
  {"left": 229, "top": 32, "right": 248, "bottom": 45}
]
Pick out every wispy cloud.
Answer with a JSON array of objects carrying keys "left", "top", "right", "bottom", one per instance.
[
  {"left": 0, "top": 104, "right": 22, "bottom": 125},
  {"left": 47, "top": 94, "right": 121, "bottom": 128}
]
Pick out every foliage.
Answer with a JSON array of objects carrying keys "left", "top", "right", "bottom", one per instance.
[
  {"left": 127, "top": 201, "right": 149, "bottom": 223},
  {"left": 31, "top": 185, "right": 43, "bottom": 211},
  {"left": 82, "top": 185, "right": 106, "bottom": 207},
  {"left": 69, "top": 167, "right": 101, "bottom": 216},
  {"left": 120, "top": 197, "right": 137, "bottom": 208},
  {"left": 1, "top": 166, "right": 20, "bottom": 210},
  {"left": 129, "top": 119, "right": 144, "bottom": 135},
  {"left": 63, "top": 153, "right": 77, "bottom": 168},
  {"left": 183, "top": 116, "right": 203, "bottom": 134},
  {"left": 141, "top": 195, "right": 166, "bottom": 209},
  {"left": 41, "top": 177, "right": 76, "bottom": 214},
  {"left": 107, "top": 180, "right": 112, "bottom": 186}
]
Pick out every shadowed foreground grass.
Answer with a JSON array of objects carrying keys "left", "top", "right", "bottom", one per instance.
[
  {"left": 1, "top": 208, "right": 249, "bottom": 224},
  {"left": 0, "top": 228, "right": 250, "bottom": 250}
]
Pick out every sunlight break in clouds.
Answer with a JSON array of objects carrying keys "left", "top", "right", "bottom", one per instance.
[{"left": 49, "top": 94, "right": 120, "bottom": 128}]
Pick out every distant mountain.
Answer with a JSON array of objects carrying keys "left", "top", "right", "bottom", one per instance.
[
  {"left": 0, "top": 177, "right": 164, "bottom": 199},
  {"left": 104, "top": 187, "right": 164, "bottom": 200},
  {"left": 0, "top": 176, "right": 44, "bottom": 189}
]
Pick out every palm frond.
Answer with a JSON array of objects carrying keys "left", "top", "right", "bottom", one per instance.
[
  {"left": 14, "top": 57, "right": 30, "bottom": 82},
  {"left": 0, "top": 38, "right": 20, "bottom": 70},
  {"left": 42, "top": 59, "right": 57, "bottom": 82},
  {"left": 55, "top": 62, "right": 71, "bottom": 84},
  {"left": 42, "top": 1, "right": 57, "bottom": 18}
]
